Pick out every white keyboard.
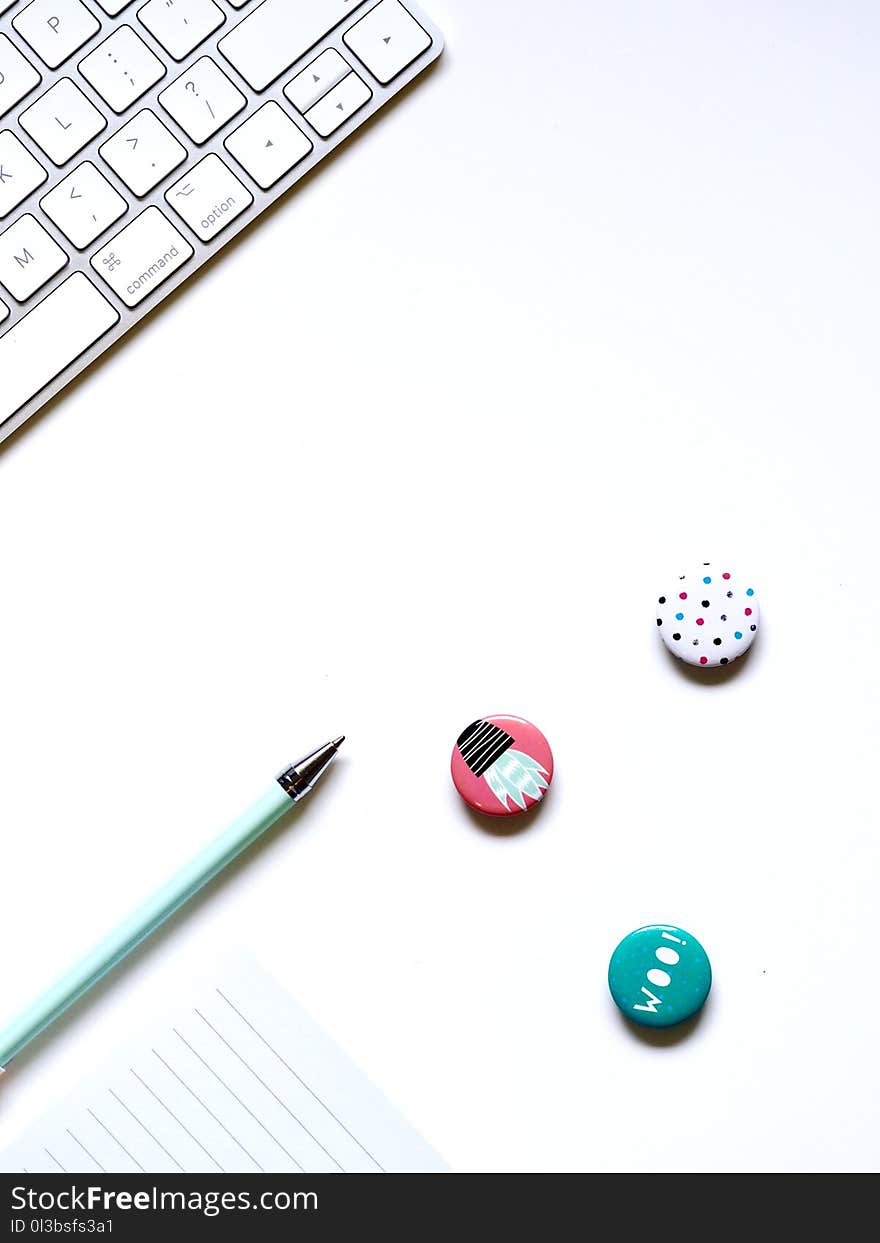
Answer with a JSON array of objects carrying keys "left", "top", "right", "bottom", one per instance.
[{"left": 0, "top": 0, "right": 443, "bottom": 442}]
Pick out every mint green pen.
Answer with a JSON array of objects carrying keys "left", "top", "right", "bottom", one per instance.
[{"left": 0, "top": 737, "right": 344, "bottom": 1076}]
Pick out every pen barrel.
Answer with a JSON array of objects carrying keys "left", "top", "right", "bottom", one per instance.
[{"left": 0, "top": 782, "right": 292, "bottom": 1070}]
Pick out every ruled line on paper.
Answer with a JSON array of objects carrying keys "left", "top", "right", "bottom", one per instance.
[
  {"left": 172, "top": 1028, "right": 304, "bottom": 1171},
  {"left": 66, "top": 1129, "right": 105, "bottom": 1172},
  {"left": 1, "top": 957, "right": 448, "bottom": 1175},
  {"left": 130, "top": 1069, "right": 226, "bottom": 1173},
  {"left": 216, "top": 988, "right": 385, "bottom": 1173},
  {"left": 87, "top": 1109, "right": 145, "bottom": 1173},
  {"left": 194, "top": 1008, "right": 346, "bottom": 1172},
  {"left": 152, "top": 1049, "right": 264, "bottom": 1173},
  {"left": 108, "top": 1088, "right": 185, "bottom": 1173}
]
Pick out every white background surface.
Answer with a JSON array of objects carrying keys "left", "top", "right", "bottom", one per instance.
[{"left": 1, "top": 0, "right": 879, "bottom": 1173}]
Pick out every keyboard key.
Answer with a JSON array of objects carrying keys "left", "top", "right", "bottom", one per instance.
[
  {"left": 0, "top": 33, "right": 41, "bottom": 120},
  {"left": 219, "top": 0, "right": 361, "bottom": 91},
  {"left": 19, "top": 78, "right": 106, "bottom": 165},
  {"left": 0, "top": 273, "right": 119, "bottom": 426},
  {"left": 99, "top": 108, "right": 186, "bottom": 196},
  {"left": 1, "top": 0, "right": 443, "bottom": 445},
  {"left": 0, "top": 130, "right": 47, "bottom": 218},
  {"left": 284, "top": 48, "right": 349, "bottom": 114},
  {"left": 13, "top": 0, "right": 101, "bottom": 70},
  {"left": 158, "top": 56, "right": 245, "bottom": 144},
  {"left": 166, "top": 152, "right": 252, "bottom": 242},
  {"left": 304, "top": 70, "right": 371, "bottom": 138},
  {"left": 224, "top": 101, "right": 312, "bottom": 190},
  {"left": 0, "top": 212, "right": 67, "bottom": 300},
  {"left": 40, "top": 159, "right": 127, "bottom": 248},
  {"left": 90, "top": 205, "right": 193, "bottom": 307},
  {"left": 343, "top": 0, "right": 431, "bottom": 84},
  {"left": 137, "top": 0, "right": 225, "bottom": 62},
  {"left": 79, "top": 25, "right": 165, "bottom": 113}
]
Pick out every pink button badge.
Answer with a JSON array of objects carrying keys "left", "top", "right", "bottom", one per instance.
[{"left": 451, "top": 714, "right": 554, "bottom": 817}]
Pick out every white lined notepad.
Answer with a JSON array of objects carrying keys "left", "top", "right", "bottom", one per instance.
[{"left": 1, "top": 959, "right": 446, "bottom": 1174}]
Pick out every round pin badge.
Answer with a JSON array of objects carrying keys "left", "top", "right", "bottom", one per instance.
[
  {"left": 656, "top": 564, "right": 759, "bottom": 667},
  {"left": 608, "top": 924, "right": 712, "bottom": 1028},
  {"left": 451, "top": 714, "right": 554, "bottom": 817}
]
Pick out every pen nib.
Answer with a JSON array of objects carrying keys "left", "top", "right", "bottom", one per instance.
[{"left": 277, "top": 737, "right": 344, "bottom": 802}]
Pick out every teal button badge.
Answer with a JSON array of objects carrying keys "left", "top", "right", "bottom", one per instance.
[{"left": 608, "top": 925, "right": 711, "bottom": 1028}]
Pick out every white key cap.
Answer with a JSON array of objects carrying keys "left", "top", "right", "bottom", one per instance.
[
  {"left": 79, "top": 25, "right": 165, "bottom": 114},
  {"left": 94, "top": 1, "right": 135, "bottom": 13},
  {"left": 0, "top": 296, "right": 8, "bottom": 323},
  {"left": 19, "top": 78, "right": 106, "bottom": 165},
  {"left": 158, "top": 56, "right": 245, "bottom": 144},
  {"left": 137, "top": 0, "right": 225, "bottom": 62},
  {"left": 90, "top": 205, "right": 193, "bottom": 307},
  {"left": 0, "top": 273, "right": 119, "bottom": 425},
  {"left": 344, "top": 0, "right": 431, "bottom": 84},
  {"left": 0, "top": 33, "right": 41, "bottom": 120},
  {"left": 99, "top": 108, "right": 186, "bottom": 196},
  {"left": 40, "top": 159, "right": 126, "bottom": 248},
  {"left": 0, "top": 212, "right": 67, "bottom": 300},
  {"left": 284, "top": 48, "right": 349, "bottom": 114},
  {"left": 13, "top": 0, "right": 101, "bottom": 70},
  {"left": 219, "top": 0, "right": 361, "bottom": 91},
  {"left": 0, "top": 129, "right": 47, "bottom": 218},
  {"left": 304, "top": 70, "right": 370, "bottom": 138},
  {"left": 224, "top": 101, "right": 311, "bottom": 190},
  {"left": 165, "top": 152, "right": 252, "bottom": 242}
]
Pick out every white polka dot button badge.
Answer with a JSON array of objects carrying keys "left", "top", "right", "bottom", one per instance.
[{"left": 656, "top": 564, "right": 759, "bottom": 668}]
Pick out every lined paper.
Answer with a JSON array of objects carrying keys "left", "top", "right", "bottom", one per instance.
[{"left": 1, "top": 959, "right": 446, "bottom": 1174}]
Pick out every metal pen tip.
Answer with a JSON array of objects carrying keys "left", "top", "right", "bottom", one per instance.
[{"left": 277, "top": 736, "right": 345, "bottom": 802}]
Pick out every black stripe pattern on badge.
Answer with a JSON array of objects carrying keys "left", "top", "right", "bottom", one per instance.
[{"left": 456, "top": 720, "right": 515, "bottom": 777}]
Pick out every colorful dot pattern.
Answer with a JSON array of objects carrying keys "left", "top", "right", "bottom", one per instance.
[{"left": 655, "top": 564, "right": 759, "bottom": 668}]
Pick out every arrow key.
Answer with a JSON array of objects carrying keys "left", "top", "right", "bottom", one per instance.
[
  {"left": 284, "top": 48, "right": 350, "bottom": 114},
  {"left": 343, "top": 0, "right": 431, "bottom": 85},
  {"left": 224, "top": 102, "right": 312, "bottom": 190},
  {"left": 40, "top": 160, "right": 127, "bottom": 249},
  {"left": 304, "top": 71, "right": 371, "bottom": 139}
]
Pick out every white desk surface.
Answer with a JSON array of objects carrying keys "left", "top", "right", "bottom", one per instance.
[{"left": 2, "top": 0, "right": 879, "bottom": 1173}]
